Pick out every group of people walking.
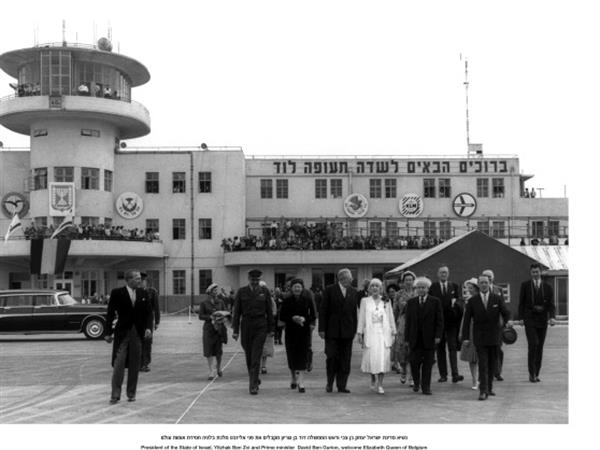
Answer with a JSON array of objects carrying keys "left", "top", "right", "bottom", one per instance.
[{"left": 104, "top": 263, "right": 556, "bottom": 404}]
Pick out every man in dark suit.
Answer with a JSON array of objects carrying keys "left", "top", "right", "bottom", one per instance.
[
  {"left": 461, "top": 275, "right": 513, "bottom": 400},
  {"left": 105, "top": 269, "right": 153, "bottom": 404},
  {"left": 518, "top": 263, "right": 556, "bottom": 382},
  {"left": 232, "top": 269, "right": 275, "bottom": 395},
  {"left": 405, "top": 277, "right": 443, "bottom": 395},
  {"left": 482, "top": 269, "right": 506, "bottom": 381},
  {"left": 140, "top": 272, "right": 160, "bottom": 372},
  {"left": 429, "top": 266, "right": 464, "bottom": 383},
  {"left": 318, "top": 268, "right": 358, "bottom": 393}
]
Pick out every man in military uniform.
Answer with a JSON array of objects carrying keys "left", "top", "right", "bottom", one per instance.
[
  {"left": 140, "top": 272, "right": 161, "bottom": 372},
  {"left": 232, "top": 269, "right": 275, "bottom": 395}
]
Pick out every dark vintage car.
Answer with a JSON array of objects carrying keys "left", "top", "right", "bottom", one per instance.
[{"left": 0, "top": 289, "right": 108, "bottom": 339}]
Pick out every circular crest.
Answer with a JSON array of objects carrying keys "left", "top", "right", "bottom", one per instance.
[
  {"left": 343, "top": 193, "right": 369, "bottom": 218},
  {"left": 1, "top": 192, "right": 29, "bottom": 218},
  {"left": 399, "top": 193, "right": 423, "bottom": 218},
  {"left": 115, "top": 192, "right": 144, "bottom": 219},
  {"left": 452, "top": 192, "right": 477, "bottom": 217}
]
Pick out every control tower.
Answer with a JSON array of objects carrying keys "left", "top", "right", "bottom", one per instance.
[{"left": 0, "top": 37, "right": 150, "bottom": 221}]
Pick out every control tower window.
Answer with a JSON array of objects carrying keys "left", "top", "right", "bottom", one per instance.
[
  {"left": 33, "top": 168, "right": 48, "bottom": 190},
  {"left": 40, "top": 50, "right": 71, "bottom": 96},
  {"left": 81, "top": 167, "right": 99, "bottom": 190},
  {"left": 75, "top": 62, "right": 130, "bottom": 101},
  {"left": 54, "top": 167, "right": 74, "bottom": 183}
]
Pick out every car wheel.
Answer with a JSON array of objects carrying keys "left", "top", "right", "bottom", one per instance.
[{"left": 83, "top": 318, "right": 105, "bottom": 339}]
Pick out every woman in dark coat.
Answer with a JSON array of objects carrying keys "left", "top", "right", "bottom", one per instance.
[
  {"left": 198, "top": 283, "right": 228, "bottom": 380},
  {"left": 279, "top": 278, "right": 316, "bottom": 393}
]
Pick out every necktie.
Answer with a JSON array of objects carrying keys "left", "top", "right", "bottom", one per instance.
[
  {"left": 482, "top": 293, "right": 488, "bottom": 309},
  {"left": 419, "top": 296, "right": 424, "bottom": 307},
  {"left": 442, "top": 283, "right": 446, "bottom": 296}
]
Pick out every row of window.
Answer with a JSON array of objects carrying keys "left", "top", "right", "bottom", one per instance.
[
  {"left": 172, "top": 269, "right": 213, "bottom": 295},
  {"left": 145, "top": 172, "right": 212, "bottom": 194},
  {"left": 33, "top": 167, "right": 112, "bottom": 191},
  {"left": 33, "top": 128, "right": 101, "bottom": 138},
  {"left": 259, "top": 177, "right": 507, "bottom": 199}
]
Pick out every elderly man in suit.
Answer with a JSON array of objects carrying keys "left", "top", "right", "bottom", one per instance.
[
  {"left": 461, "top": 275, "right": 513, "bottom": 400},
  {"left": 232, "top": 269, "right": 275, "bottom": 395},
  {"left": 105, "top": 269, "right": 153, "bottom": 404},
  {"left": 140, "top": 272, "right": 160, "bottom": 373},
  {"left": 429, "top": 266, "right": 464, "bottom": 383},
  {"left": 318, "top": 268, "right": 359, "bottom": 393},
  {"left": 518, "top": 263, "right": 556, "bottom": 383},
  {"left": 405, "top": 277, "right": 443, "bottom": 395}
]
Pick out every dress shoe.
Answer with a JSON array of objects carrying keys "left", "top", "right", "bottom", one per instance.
[
  {"left": 325, "top": 384, "right": 333, "bottom": 393},
  {"left": 290, "top": 383, "right": 298, "bottom": 389},
  {"left": 495, "top": 375, "right": 504, "bottom": 381},
  {"left": 529, "top": 375, "right": 536, "bottom": 383},
  {"left": 452, "top": 375, "right": 464, "bottom": 383},
  {"left": 412, "top": 386, "right": 420, "bottom": 392},
  {"left": 535, "top": 377, "right": 541, "bottom": 382},
  {"left": 438, "top": 377, "right": 447, "bottom": 383},
  {"left": 478, "top": 392, "right": 488, "bottom": 401},
  {"left": 217, "top": 370, "right": 223, "bottom": 377},
  {"left": 298, "top": 386, "right": 306, "bottom": 393},
  {"left": 261, "top": 368, "right": 267, "bottom": 374},
  {"left": 140, "top": 366, "right": 150, "bottom": 373},
  {"left": 377, "top": 386, "right": 385, "bottom": 395},
  {"left": 208, "top": 375, "right": 215, "bottom": 381},
  {"left": 422, "top": 390, "right": 432, "bottom": 395},
  {"left": 338, "top": 388, "right": 351, "bottom": 393},
  {"left": 488, "top": 391, "right": 496, "bottom": 396},
  {"left": 249, "top": 388, "right": 258, "bottom": 395},
  {"left": 109, "top": 398, "right": 120, "bottom": 405},
  {"left": 127, "top": 396, "right": 136, "bottom": 402}
]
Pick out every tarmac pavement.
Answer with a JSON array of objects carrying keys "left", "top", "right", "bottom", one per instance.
[{"left": 0, "top": 316, "right": 568, "bottom": 424}]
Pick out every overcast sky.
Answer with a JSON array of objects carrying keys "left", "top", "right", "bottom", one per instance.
[{"left": 0, "top": 0, "right": 597, "bottom": 197}]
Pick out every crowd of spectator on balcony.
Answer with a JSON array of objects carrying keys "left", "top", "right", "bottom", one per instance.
[
  {"left": 9, "top": 82, "right": 121, "bottom": 100},
  {"left": 22, "top": 223, "right": 160, "bottom": 241},
  {"left": 221, "top": 219, "right": 443, "bottom": 252}
]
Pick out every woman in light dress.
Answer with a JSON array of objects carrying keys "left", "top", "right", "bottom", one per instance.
[
  {"left": 459, "top": 278, "right": 480, "bottom": 390},
  {"left": 357, "top": 278, "right": 396, "bottom": 394},
  {"left": 392, "top": 271, "right": 416, "bottom": 385}
]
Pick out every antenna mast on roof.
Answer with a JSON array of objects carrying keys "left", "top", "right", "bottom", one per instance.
[
  {"left": 108, "top": 22, "right": 112, "bottom": 41},
  {"left": 62, "top": 20, "right": 66, "bottom": 46},
  {"left": 462, "top": 54, "right": 482, "bottom": 158},
  {"left": 33, "top": 25, "right": 39, "bottom": 46}
]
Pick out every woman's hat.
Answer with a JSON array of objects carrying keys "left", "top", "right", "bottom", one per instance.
[
  {"left": 205, "top": 283, "right": 219, "bottom": 294},
  {"left": 502, "top": 327, "right": 518, "bottom": 345},
  {"left": 465, "top": 277, "right": 479, "bottom": 288},
  {"left": 400, "top": 270, "right": 416, "bottom": 282},
  {"left": 289, "top": 278, "right": 304, "bottom": 287}
]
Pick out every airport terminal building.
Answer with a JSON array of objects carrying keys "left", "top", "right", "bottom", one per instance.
[{"left": 0, "top": 40, "right": 568, "bottom": 314}]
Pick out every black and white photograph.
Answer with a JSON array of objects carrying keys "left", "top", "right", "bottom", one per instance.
[{"left": 0, "top": 0, "right": 595, "bottom": 449}]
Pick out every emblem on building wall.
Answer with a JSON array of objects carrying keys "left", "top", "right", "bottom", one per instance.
[
  {"left": 343, "top": 193, "right": 369, "bottom": 218},
  {"left": 49, "top": 182, "right": 75, "bottom": 216},
  {"left": 1, "top": 192, "right": 29, "bottom": 218},
  {"left": 452, "top": 192, "right": 477, "bottom": 217},
  {"left": 116, "top": 192, "right": 144, "bottom": 219},
  {"left": 399, "top": 193, "right": 423, "bottom": 218}
]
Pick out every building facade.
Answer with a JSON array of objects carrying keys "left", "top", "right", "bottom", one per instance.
[{"left": 0, "top": 40, "right": 568, "bottom": 313}]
